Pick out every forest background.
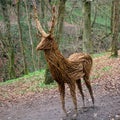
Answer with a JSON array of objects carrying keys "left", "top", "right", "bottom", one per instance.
[{"left": 0, "top": 0, "right": 120, "bottom": 82}]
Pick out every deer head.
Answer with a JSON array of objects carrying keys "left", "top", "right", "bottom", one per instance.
[{"left": 33, "top": 0, "right": 56, "bottom": 50}]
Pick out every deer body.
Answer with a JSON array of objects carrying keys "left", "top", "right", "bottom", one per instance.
[
  {"left": 37, "top": 36, "right": 94, "bottom": 115},
  {"left": 40, "top": 38, "right": 85, "bottom": 83},
  {"left": 33, "top": 4, "right": 94, "bottom": 117}
]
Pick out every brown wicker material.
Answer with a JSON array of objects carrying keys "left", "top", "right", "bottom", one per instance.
[
  {"left": 33, "top": 4, "right": 94, "bottom": 116},
  {"left": 37, "top": 36, "right": 94, "bottom": 115}
]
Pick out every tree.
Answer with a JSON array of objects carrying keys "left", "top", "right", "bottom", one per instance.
[
  {"left": 16, "top": 0, "right": 28, "bottom": 74},
  {"left": 24, "top": 0, "right": 36, "bottom": 71},
  {"left": 82, "top": 0, "right": 93, "bottom": 54},
  {"left": 56, "top": 0, "right": 67, "bottom": 43},
  {"left": 40, "top": 0, "right": 45, "bottom": 18},
  {"left": 0, "top": 0, "right": 16, "bottom": 80},
  {"left": 111, "top": 0, "right": 120, "bottom": 57}
]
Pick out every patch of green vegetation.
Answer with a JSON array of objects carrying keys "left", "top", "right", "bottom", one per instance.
[
  {"left": 66, "top": 0, "right": 111, "bottom": 30},
  {"left": 0, "top": 15, "right": 3, "bottom": 20},
  {"left": 91, "top": 74, "right": 100, "bottom": 80},
  {"left": 102, "top": 66, "right": 112, "bottom": 72},
  {"left": 0, "top": 69, "right": 45, "bottom": 86},
  {"left": 92, "top": 16, "right": 110, "bottom": 27},
  {"left": 92, "top": 52, "right": 108, "bottom": 58},
  {"left": 39, "top": 81, "right": 57, "bottom": 89},
  {"left": 0, "top": 69, "right": 56, "bottom": 94}
]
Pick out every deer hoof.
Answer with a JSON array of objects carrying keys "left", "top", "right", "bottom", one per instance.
[
  {"left": 72, "top": 113, "right": 77, "bottom": 120},
  {"left": 60, "top": 118, "right": 65, "bottom": 120}
]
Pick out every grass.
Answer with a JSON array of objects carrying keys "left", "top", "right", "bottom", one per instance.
[
  {"left": 0, "top": 69, "right": 45, "bottom": 86},
  {"left": 0, "top": 69, "right": 47, "bottom": 100},
  {"left": 102, "top": 66, "right": 112, "bottom": 72},
  {"left": 39, "top": 81, "right": 57, "bottom": 89},
  {"left": 92, "top": 52, "right": 108, "bottom": 58},
  {"left": 0, "top": 69, "right": 57, "bottom": 98}
]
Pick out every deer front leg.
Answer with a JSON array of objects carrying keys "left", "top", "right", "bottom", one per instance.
[
  {"left": 68, "top": 83, "right": 78, "bottom": 116},
  {"left": 58, "top": 83, "right": 67, "bottom": 116}
]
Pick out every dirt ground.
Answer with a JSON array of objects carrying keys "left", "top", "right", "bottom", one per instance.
[
  {"left": 0, "top": 53, "right": 120, "bottom": 120},
  {"left": 0, "top": 85, "right": 120, "bottom": 120}
]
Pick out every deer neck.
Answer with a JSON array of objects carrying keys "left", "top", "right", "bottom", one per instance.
[
  {"left": 44, "top": 41, "right": 67, "bottom": 67},
  {"left": 44, "top": 47, "right": 66, "bottom": 64}
]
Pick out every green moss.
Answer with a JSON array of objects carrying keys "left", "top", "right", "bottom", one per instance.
[
  {"left": 92, "top": 52, "right": 108, "bottom": 58},
  {"left": 0, "top": 69, "right": 45, "bottom": 86},
  {"left": 39, "top": 81, "right": 57, "bottom": 89},
  {"left": 102, "top": 66, "right": 112, "bottom": 72}
]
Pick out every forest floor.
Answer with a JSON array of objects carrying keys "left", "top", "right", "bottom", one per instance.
[{"left": 0, "top": 51, "right": 120, "bottom": 120}]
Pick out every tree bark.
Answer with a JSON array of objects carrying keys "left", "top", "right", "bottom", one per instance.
[
  {"left": 44, "top": 65, "right": 54, "bottom": 84},
  {"left": 17, "top": 0, "right": 28, "bottom": 74},
  {"left": 43, "top": 0, "right": 53, "bottom": 84},
  {"left": 56, "top": 0, "right": 67, "bottom": 43},
  {"left": 111, "top": 0, "right": 119, "bottom": 57},
  {"left": 40, "top": 0, "right": 45, "bottom": 18},
  {"left": 0, "top": 0, "right": 16, "bottom": 80},
  {"left": 24, "top": 0, "right": 36, "bottom": 71},
  {"left": 82, "top": 0, "right": 93, "bottom": 54}
]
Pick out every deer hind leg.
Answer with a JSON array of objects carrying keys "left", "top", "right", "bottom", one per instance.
[
  {"left": 58, "top": 83, "right": 67, "bottom": 115},
  {"left": 83, "top": 76, "right": 94, "bottom": 106},
  {"left": 76, "top": 79, "right": 85, "bottom": 107},
  {"left": 68, "top": 83, "right": 77, "bottom": 115}
]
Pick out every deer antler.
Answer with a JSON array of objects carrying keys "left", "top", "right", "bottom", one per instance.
[
  {"left": 49, "top": 6, "right": 56, "bottom": 35},
  {"left": 32, "top": 0, "right": 49, "bottom": 37}
]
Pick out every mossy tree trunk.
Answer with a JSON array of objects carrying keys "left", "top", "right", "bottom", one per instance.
[
  {"left": 17, "top": 0, "right": 28, "bottom": 74},
  {"left": 111, "top": 0, "right": 119, "bottom": 57},
  {"left": 24, "top": 0, "right": 36, "bottom": 71},
  {"left": 40, "top": 0, "right": 45, "bottom": 18},
  {"left": 0, "top": 0, "right": 16, "bottom": 79},
  {"left": 82, "top": 0, "right": 93, "bottom": 54},
  {"left": 44, "top": 65, "right": 54, "bottom": 84}
]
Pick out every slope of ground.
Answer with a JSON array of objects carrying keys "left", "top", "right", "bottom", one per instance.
[{"left": 0, "top": 51, "right": 120, "bottom": 120}]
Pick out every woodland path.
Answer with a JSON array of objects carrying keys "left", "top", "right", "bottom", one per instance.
[{"left": 0, "top": 84, "right": 120, "bottom": 120}]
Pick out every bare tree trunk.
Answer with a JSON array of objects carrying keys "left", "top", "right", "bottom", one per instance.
[
  {"left": 82, "top": 0, "right": 93, "bottom": 54},
  {"left": 91, "top": 5, "right": 97, "bottom": 28},
  {"left": 56, "top": 0, "right": 67, "bottom": 43},
  {"left": 111, "top": 0, "right": 119, "bottom": 57},
  {"left": 17, "top": 0, "right": 28, "bottom": 74},
  {"left": 0, "top": 0, "right": 16, "bottom": 80},
  {"left": 24, "top": 0, "right": 36, "bottom": 71},
  {"left": 44, "top": 65, "right": 54, "bottom": 84},
  {"left": 40, "top": 0, "right": 45, "bottom": 18}
]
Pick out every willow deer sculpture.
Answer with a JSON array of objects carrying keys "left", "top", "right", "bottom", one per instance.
[{"left": 33, "top": 3, "right": 94, "bottom": 117}]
